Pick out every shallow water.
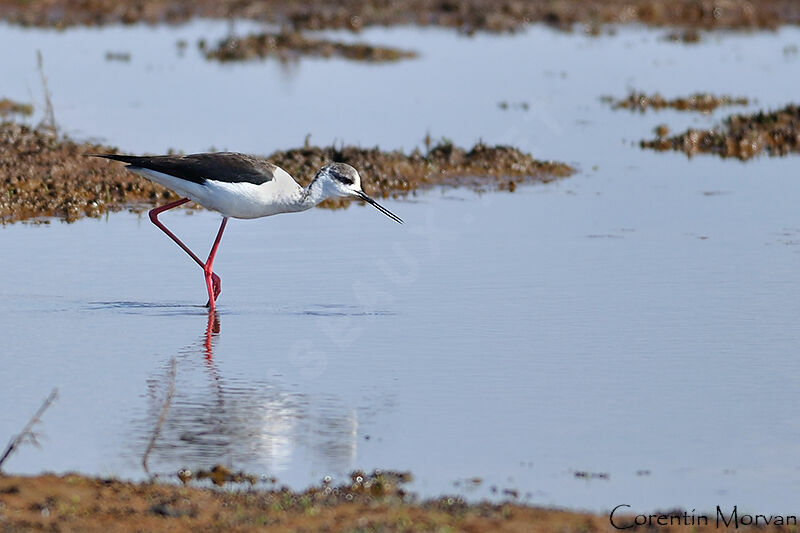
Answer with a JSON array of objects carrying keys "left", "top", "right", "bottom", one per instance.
[{"left": 3, "top": 22, "right": 800, "bottom": 511}]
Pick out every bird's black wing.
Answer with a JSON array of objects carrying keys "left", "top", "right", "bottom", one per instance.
[{"left": 92, "top": 152, "right": 278, "bottom": 185}]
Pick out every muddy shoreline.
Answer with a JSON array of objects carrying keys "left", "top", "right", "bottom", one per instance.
[
  {"left": 0, "top": 472, "right": 579, "bottom": 532},
  {"left": 1, "top": 0, "right": 799, "bottom": 31},
  {"left": 0, "top": 121, "right": 573, "bottom": 224},
  {"left": 0, "top": 473, "right": 793, "bottom": 532}
]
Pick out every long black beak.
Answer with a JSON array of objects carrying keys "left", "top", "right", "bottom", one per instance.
[{"left": 356, "top": 191, "right": 403, "bottom": 224}]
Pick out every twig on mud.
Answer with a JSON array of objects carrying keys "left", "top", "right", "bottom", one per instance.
[
  {"left": 0, "top": 388, "right": 59, "bottom": 472},
  {"left": 36, "top": 50, "right": 57, "bottom": 134},
  {"left": 142, "top": 358, "right": 177, "bottom": 478}
]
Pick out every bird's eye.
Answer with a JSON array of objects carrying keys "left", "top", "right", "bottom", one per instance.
[{"left": 336, "top": 174, "right": 354, "bottom": 186}]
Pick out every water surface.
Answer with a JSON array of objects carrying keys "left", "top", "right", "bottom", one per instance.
[{"left": 2, "top": 22, "right": 800, "bottom": 512}]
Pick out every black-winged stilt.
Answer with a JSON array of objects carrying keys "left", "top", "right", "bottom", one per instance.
[{"left": 93, "top": 152, "right": 403, "bottom": 310}]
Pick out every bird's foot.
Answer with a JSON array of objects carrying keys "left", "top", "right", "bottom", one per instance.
[
  {"left": 212, "top": 272, "right": 221, "bottom": 300},
  {"left": 205, "top": 272, "right": 222, "bottom": 308}
]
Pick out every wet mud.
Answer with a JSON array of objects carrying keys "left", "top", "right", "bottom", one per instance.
[
  {"left": 641, "top": 103, "right": 800, "bottom": 160},
  {"left": 604, "top": 92, "right": 749, "bottom": 113},
  {"left": 1, "top": 0, "right": 799, "bottom": 32},
  {"left": 204, "top": 31, "right": 416, "bottom": 63},
  {"left": 0, "top": 122, "right": 573, "bottom": 224}
]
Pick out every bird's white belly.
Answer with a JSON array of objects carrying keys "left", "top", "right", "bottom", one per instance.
[
  {"left": 202, "top": 180, "right": 295, "bottom": 218},
  {"left": 131, "top": 168, "right": 302, "bottom": 219}
]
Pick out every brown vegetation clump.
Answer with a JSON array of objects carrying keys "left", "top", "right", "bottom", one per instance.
[
  {"left": 269, "top": 142, "right": 574, "bottom": 208},
  {"left": 606, "top": 92, "right": 749, "bottom": 113},
  {"left": 641, "top": 104, "right": 800, "bottom": 160},
  {"left": 0, "top": 122, "right": 174, "bottom": 223},
  {"left": 0, "top": 98, "right": 34, "bottom": 117},
  {"left": 0, "top": 122, "right": 573, "bottom": 224},
  {"left": 205, "top": 31, "right": 417, "bottom": 62}
]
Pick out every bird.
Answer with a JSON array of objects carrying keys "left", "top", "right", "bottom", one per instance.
[{"left": 92, "top": 152, "right": 403, "bottom": 310}]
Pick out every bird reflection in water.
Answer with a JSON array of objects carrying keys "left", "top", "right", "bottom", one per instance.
[
  {"left": 203, "top": 309, "right": 220, "bottom": 361},
  {"left": 136, "top": 310, "right": 360, "bottom": 480}
]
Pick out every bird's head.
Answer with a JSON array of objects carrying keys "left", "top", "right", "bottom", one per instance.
[{"left": 314, "top": 162, "right": 403, "bottom": 224}]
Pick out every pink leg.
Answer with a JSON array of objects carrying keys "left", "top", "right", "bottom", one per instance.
[
  {"left": 148, "top": 199, "right": 224, "bottom": 307},
  {"left": 149, "top": 198, "right": 204, "bottom": 268},
  {"left": 203, "top": 217, "right": 228, "bottom": 310}
]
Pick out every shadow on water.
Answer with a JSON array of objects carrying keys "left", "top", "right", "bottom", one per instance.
[
  {"left": 132, "top": 310, "right": 362, "bottom": 480},
  {"left": 86, "top": 301, "right": 210, "bottom": 316},
  {"left": 291, "top": 303, "right": 397, "bottom": 317},
  {"left": 87, "top": 301, "right": 394, "bottom": 318}
]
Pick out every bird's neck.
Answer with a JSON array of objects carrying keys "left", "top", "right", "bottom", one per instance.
[{"left": 295, "top": 175, "right": 328, "bottom": 210}]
